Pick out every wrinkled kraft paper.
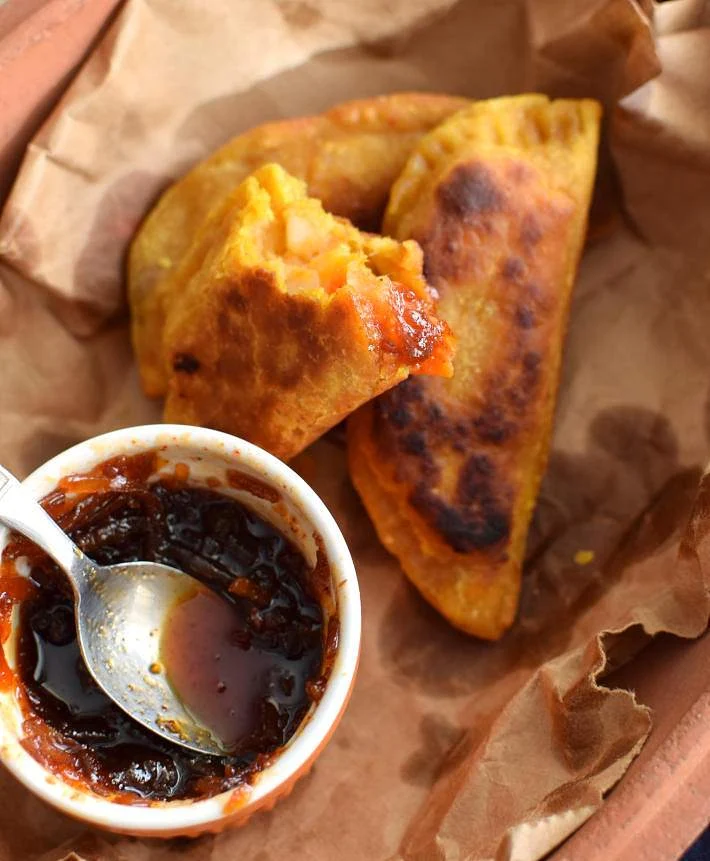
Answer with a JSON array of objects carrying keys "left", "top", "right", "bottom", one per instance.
[{"left": 0, "top": 0, "right": 709, "bottom": 859}]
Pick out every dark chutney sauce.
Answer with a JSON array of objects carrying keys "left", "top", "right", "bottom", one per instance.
[{"left": 2, "top": 451, "right": 335, "bottom": 803}]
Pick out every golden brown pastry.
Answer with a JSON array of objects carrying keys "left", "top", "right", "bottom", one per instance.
[
  {"left": 348, "top": 95, "right": 601, "bottom": 640},
  {"left": 162, "top": 164, "right": 454, "bottom": 461},
  {"left": 130, "top": 93, "right": 468, "bottom": 396}
]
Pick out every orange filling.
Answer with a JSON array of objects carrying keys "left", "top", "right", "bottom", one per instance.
[{"left": 250, "top": 179, "right": 455, "bottom": 376}]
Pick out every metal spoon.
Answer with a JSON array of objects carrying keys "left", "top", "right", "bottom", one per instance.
[{"left": 0, "top": 464, "right": 226, "bottom": 757}]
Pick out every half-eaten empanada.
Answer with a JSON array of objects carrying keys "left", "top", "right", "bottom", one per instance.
[{"left": 162, "top": 163, "right": 454, "bottom": 461}]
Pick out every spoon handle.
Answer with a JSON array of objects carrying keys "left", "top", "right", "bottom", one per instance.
[{"left": 0, "top": 465, "right": 93, "bottom": 600}]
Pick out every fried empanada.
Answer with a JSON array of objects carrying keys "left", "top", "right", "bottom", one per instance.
[
  {"left": 348, "top": 95, "right": 601, "bottom": 639},
  {"left": 162, "top": 163, "right": 454, "bottom": 461},
  {"left": 130, "top": 93, "right": 468, "bottom": 396}
]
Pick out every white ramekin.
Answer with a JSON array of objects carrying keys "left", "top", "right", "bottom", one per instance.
[{"left": 0, "top": 424, "right": 360, "bottom": 837}]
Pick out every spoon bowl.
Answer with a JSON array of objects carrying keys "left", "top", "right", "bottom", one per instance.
[{"left": 79, "top": 562, "right": 227, "bottom": 756}]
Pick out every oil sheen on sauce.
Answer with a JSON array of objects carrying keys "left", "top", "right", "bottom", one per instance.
[
  {"left": 160, "top": 588, "right": 296, "bottom": 751},
  {"left": 1, "top": 452, "right": 334, "bottom": 803}
]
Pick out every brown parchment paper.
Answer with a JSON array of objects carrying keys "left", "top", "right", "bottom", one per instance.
[{"left": 0, "top": 1, "right": 709, "bottom": 859}]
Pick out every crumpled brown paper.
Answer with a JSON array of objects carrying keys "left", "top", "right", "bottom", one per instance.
[{"left": 0, "top": 1, "right": 709, "bottom": 859}]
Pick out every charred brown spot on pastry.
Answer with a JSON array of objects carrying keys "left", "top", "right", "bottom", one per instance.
[
  {"left": 227, "top": 290, "right": 248, "bottom": 311},
  {"left": 522, "top": 281, "right": 552, "bottom": 316},
  {"left": 437, "top": 163, "right": 504, "bottom": 218},
  {"left": 502, "top": 256, "right": 525, "bottom": 281},
  {"left": 409, "top": 455, "right": 511, "bottom": 554},
  {"left": 173, "top": 352, "right": 201, "bottom": 374},
  {"left": 377, "top": 375, "right": 514, "bottom": 454},
  {"left": 374, "top": 380, "right": 450, "bottom": 449},
  {"left": 515, "top": 305, "right": 536, "bottom": 329},
  {"left": 418, "top": 162, "right": 511, "bottom": 286},
  {"left": 371, "top": 380, "right": 441, "bottom": 477},
  {"left": 457, "top": 454, "right": 506, "bottom": 507},
  {"left": 471, "top": 333, "right": 545, "bottom": 441},
  {"left": 215, "top": 271, "right": 271, "bottom": 333},
  {"left": 401, "top": 431, "right": 427, "bottom": 455},
  {"left": 523, "top": 350, "right": 541, "bottom": 371},
  {"left": 520, "top": 213, "right": 543, "bottom": 249},
  {"left": 507, "top": 350, "right": 541, "bottom": 411},
  {"left": 373, "top": 378, "right": 422, "bottom": 430},
  {"left": 381, "top": 401, "right": 413, "bottom": 429},
  {"left": 473, "top": 403, "right": 515, "bottom": 444},
  {"left": 419, "top": 223, "right": 473, "bottom": 285},
  {"left": 264, "top": 301, "right": 328, "bottom": 390},
  {"left": 427, "top": 401, "right": 443, "bottom": 421},
  {"left": 284, "top": 299, "right": 319, "bottom": 333},
  {"left": 371, "top": 374, "right": 528, "bottom": 552},
  {"left": 375, "top": 295, "right": 544, "bottom": 452}
]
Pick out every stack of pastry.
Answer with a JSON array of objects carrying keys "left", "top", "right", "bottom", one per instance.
[{"left": 128, "top": 92, "right": 601, "bottom": 640}]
